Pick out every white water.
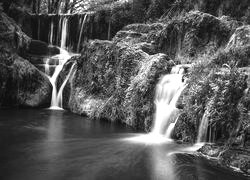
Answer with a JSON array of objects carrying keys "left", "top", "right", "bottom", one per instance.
[
  {"left": 77, "top": 14, "right": 88, "bottom": 53},
  {"left": 152, "top": 73, "right": 186, "bottom": 136},
  {"left": 44, "top": 49, "right": 72, "bottom": 109},
  {"left": 60, "top": 17, "right": 68, "bottom": 49},
  {"left": 49, "top": 21, "right": 54, "bottom": 45},
  {"left": 197, "top": 109, "right": 209, "bottom": 143},
  {"left": 126, "top": 66, "right": 187, "bottom": 144},
  {"left": 57, "top": 63, "right": 76, "bottom": 108}
]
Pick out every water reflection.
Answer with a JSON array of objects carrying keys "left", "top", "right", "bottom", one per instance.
[
  {"left": 0, "top": 109, "right": 248, "bottom": 180},
  {"left": 151, "top": 145, "right": 176, "bottom": 180}
]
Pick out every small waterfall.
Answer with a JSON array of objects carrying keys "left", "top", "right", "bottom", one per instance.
[
  {"left": 152, "top": 73, "right": 186, "bottom": 136},
  {"left": 45, "top": 58, "right": 50, "bottom": 75},
  {"left": 57, "top": 63, "right": 76, "bottom": 108},
  {"left": 49, "top": 21, "right": 54, "bottom": 45},
  {"left": 225, "top": 32, "right": 236, "bottom": 50},
  {"left": 44, "top": 49, "right": 73, "bottom": 109},
  {"left": 60, "top": 17, "right": 69, "bottom": 49},
  {"left": 197, "top": 110, "right": 209, "bottom": 143},
  {"left": 125, "top": 65, "right": 187, "bottom": 144},
  {"left": 77, "top": 14, "right": 88, "bottom": 53}
]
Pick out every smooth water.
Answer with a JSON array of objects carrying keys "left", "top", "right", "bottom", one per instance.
[{"left": 0, "top": 109, "right": 247, "bottom": 180}]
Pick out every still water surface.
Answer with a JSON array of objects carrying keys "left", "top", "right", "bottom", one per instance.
[{"left": 0, "top": 109, "right": 247, "bottom": 180}]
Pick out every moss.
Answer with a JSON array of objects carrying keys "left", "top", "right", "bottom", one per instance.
[
  {"left": 213, "top": 45, "right": 250, "bottom": 67},
  {"left": 156, "top": 11, "right": 237, "bottom": 59}
]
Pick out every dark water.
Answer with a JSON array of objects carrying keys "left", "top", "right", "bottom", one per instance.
[{"left": 0, "top": 109, "right": 247, "bottom": 180}]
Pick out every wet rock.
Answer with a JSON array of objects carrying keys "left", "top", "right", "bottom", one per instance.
[
  {"left": 27, "top": 40, "right": 49, "bottom": 55},
  {"left": 48, "top": 45, "right": 60, "bottom": 55},
  {"left": 199, "top": 144, "right": 250, "bottom": 175}
]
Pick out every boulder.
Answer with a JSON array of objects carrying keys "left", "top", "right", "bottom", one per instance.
[
  {"left": 0, "top": 52, "right": 52, "bottom": 108},
  {"left": 0, "top": 11, "right": 52, "bottom": 108}
]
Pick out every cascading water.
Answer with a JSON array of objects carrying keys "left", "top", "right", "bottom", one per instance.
[
  {"left": 57, "top": 62, "right": 76, "bottom": 108},
  {"left": 126, "top": 66, "right": 187, "bottom": 143},
  {"left": 45, "top": 49, "right": 74, "bottom": 109},
  {"left": 152, "top": 73, "right": 186, "bottom": 137},
  {"left": 77, "top": 14, "right": 88, "bottom": 53},
  {"left": 197, "top": 109, "right": 209, "bottom": 143}
]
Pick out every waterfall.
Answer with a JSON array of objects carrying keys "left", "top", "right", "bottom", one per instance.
[
  {"left": 44, "top": 49, "right": 73, "bottom": 109},
  {"left": 152, "top": 73, "right": 186, "bottom": 136},
  {"left": 126, "top": 65, "right": 187, "bottom": 143},
  {"left": 77, "top": 14, "right": 88, "bottom": 53},
  {"left": 57, "top": 63, "right": 76, "bottom": 108},
  {"left": 49, "top": 21, "right": 54, "bottom": 45},
  {"left": 197, "top": 110, "right": 209, "bottom": 143},
  {"left": 60, "top": 17, "right": 69, "bottom": 49}
]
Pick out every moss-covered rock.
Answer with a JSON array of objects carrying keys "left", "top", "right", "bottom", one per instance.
[
  {"left": 156, "top": 11, "right": 240, "bottom": 60},
  {"left": 0, "top": 11, "right": 30, "bottom": 55},
  {"left": 0, "top": 49, "right": 52, "bottom": 108},
  {"left": 59, "top": 39, "right": 173, "bottom": 130},
  {"left": 0, "top": 11, "right": 52, "bottom": 108}
]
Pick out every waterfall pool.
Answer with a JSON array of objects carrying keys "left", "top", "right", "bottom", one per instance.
[{"left": 0, "top": 109, "right": 248, "bottom": 180}]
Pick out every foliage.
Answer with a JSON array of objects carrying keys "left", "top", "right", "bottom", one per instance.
[
  {"left": 213, "top": 46, "right": 250, "bottom": 67},
  {"left": 178, "top": 58, "right": 248, "bottom": 142}
]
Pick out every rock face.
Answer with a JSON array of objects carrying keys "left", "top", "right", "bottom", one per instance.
[
  {"left": 0, "top": 47, "right": 52, "bottom": 108},
  {"left": 59, "top": 39, "right": 173, "bottom": 131},
  {"left": 0, "top": 11, "right": 52, "bottom": 108},
  {"left": 0, "top": 10, "right": 30, "bottom": 55},
  {"left": 156, "top": 11, "right": 241, "bottom": 60}
]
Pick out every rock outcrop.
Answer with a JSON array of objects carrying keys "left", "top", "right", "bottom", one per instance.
[
  {"left": 59, "top": 39, "right": 173, "bottom": 131},
  {"left": 0, "top": 10, "right": 52, "bottom": 108}
]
